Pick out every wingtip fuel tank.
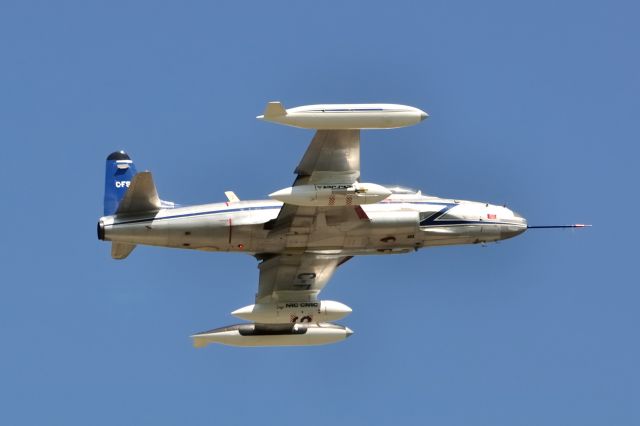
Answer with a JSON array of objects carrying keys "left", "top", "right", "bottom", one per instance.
[
  {"left": 257, "top": 101, "right": 428, "bottom": 130},
  {"left": 191, "top": 323, "right": 354, "bottom": 348}
]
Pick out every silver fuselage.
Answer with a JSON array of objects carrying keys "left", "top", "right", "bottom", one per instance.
[{"left": 98, "top": 193, "right": 527, "bottom": 256}]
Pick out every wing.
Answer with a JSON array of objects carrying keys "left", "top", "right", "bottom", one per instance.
[
  {"left": 269, "top": 129, "right": 368, "bottom": 235},
  {"left": 258, "top": 130, "right": 364, "bottom": 300},
  {"left": 295, "top": 129, "right": 360, "bottom": 184},
  {"left": 255, "top": 253, "right": 350, "bottom": 303}
]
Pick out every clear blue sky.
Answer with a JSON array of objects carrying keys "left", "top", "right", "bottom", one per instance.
[{"left": 0, "top": 1, "right": 637, "bottom": 425}]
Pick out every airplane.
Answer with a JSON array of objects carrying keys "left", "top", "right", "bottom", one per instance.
[{"left": 97, "top": 101, "right": 589, "bottom": 347}]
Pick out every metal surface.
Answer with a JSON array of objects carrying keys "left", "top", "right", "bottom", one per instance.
[
  {"left": 96, "top": 102, "right": 585, "bottom": 347},
  {"left": 269, "top": 182, "right": 391, "bottom": 207},
  {"left": 257, "top": 102, "right": 428, "bottom": 130},
  {"left": 296, "top": 129, "right": 361, "bottom": 184},
  {"left": 231, "top": 300, "right": 352, "bottom": 324},
  {"left": 191, "top": 322, "right": 353, "bottom": 347}
]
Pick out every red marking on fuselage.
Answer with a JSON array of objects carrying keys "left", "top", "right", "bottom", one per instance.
[{"left": 354, "top": 206, "right": 369, "bottom": 220}]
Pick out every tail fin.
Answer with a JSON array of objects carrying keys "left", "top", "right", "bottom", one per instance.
[
  {"left": 103, "top": 151, "right": 137, "bottom": 215},
  {"left": 260, "top": 101, "right": 287, "bottom": 118}
]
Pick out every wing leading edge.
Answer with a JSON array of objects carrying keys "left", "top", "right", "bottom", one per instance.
[
  {"left": 268, "top": 129, "right": 368, "bottom": 235},
  {"left": 295, "top": 129, "right": 360, "bottom": 184}
]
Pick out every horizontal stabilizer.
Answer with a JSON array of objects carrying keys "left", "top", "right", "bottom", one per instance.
[
  {"left": 111, "top": 242, "right": 136, "bottom": 259},
  {"left": 116, "top": 171, "right": 161, "bottom": 215}
]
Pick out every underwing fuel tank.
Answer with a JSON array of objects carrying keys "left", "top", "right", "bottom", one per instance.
[
  {"left": 191, "top": 323, "right": 354, "bottom": 348},
  {"left": 257, "top": 101, "right": 428, "bottom": 130},
  {"left": 231, "top": 300, "right": 352, "bottom": 324},
  {"left": 269, "top": 183, "right": 391, "bottom": 207}
]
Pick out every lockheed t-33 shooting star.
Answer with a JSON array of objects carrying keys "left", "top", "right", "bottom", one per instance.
[{"left": 97, "top": 101, "right": 588, "bottom": 347}]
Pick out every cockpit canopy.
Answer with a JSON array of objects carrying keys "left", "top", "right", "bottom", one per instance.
[{"left": 383, "top": 185, "right": 421, "bottom": 195}]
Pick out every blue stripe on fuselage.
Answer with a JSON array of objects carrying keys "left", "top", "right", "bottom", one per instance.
[
  {"left": 108, "top": 200, "right": 510, "bottom": 228},
  {"left": 111, "top": 205, "right": 281, "bottom": 226},
  {"left": 417, "top": 203, "right": 512, "bottom": 227}
]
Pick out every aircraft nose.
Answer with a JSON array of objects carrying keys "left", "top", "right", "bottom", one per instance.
[
  {"left": 501, "top": 209, "right": 527, "bottom": 239},
  {"left": 420, "top": 111, "right": 429, "bottom": 121},
  {"left": 501, "top": 225, "right": 527, "bottom": 239}
]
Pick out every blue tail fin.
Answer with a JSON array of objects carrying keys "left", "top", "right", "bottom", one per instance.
[{"left": 103, "top": 151, "right": 138, "bottom": 215}]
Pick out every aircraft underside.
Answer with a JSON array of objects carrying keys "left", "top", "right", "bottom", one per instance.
[
  {"left": 99, "top": 199, "right": 527, "bottom": 256},
  {"left": 97, "top": 101, "right": 584, "bottom": 347}
]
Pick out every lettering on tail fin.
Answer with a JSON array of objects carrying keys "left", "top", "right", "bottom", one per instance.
[
  {"left": 103, "top": 150, "right": 175, "bottom": 216},
  {"left": 104, "top": 151, "right": 138, "bottom": 216}
]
